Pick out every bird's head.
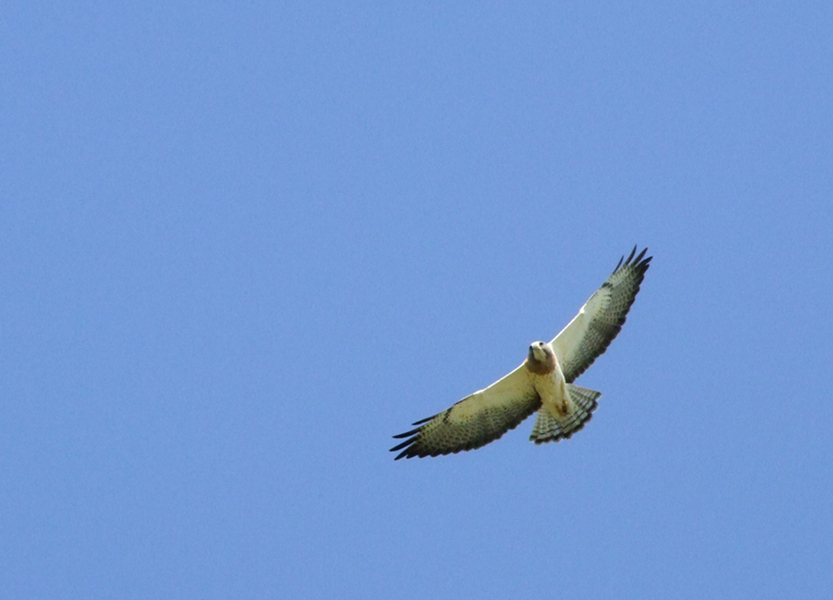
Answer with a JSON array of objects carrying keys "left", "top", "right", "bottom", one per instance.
[
  {"left": 527, "top": 341, "right": 556, "bottom": 374},
  {"left": 528, "top": 341, "right": 549, "bottom": 362}
]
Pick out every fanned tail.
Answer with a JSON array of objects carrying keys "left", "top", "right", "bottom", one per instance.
[{"left": 529, "top": 384, "right": 601, "bottom": 444}]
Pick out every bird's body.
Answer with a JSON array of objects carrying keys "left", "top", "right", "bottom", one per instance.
[
  {"left": 391, "top": 247, "right": 651, "bottom": 460},
  {"left": 526, "top": 341, "right": 569, "bottom": 417}
]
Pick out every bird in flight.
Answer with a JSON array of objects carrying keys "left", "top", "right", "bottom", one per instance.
[{"left": 391, "top": 246, "right": 652, "bottom": 460}]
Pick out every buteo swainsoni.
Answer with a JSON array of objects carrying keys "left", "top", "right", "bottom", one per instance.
[{"left": 391, "top": 247, "right": 651, "bottom": 460}]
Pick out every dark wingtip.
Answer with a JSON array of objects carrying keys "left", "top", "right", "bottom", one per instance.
[
  {"left": 390, "top": 436, "right": 417, "bottom": 451},
  {"left": 393, "top": 443, "right": 421, "bottom": 460},
  {"left": 392, "top": 426, "right": 422, "bottom": 440},
  {"left": 633, "top": 247, "right": 647, "bottom": 263},
  {"left": 615, "top": 245, "right": 652, "bottom": 273}
]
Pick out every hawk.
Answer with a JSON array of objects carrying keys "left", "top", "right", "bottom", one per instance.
[{"left": 391, "top": 246, "right": 651, "bottom": 460}]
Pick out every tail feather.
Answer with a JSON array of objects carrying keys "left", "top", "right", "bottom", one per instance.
[{"left": 529, "top": 384, "right": 601, "bottom": 444}]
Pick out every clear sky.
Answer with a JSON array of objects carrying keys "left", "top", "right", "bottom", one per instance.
[{"left": 2, "top": 2, "right": 831, "bottom": 598}]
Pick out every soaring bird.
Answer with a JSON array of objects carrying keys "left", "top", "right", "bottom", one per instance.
[{"left": 391, "top": 247, "right": 651, "bottom": 460}]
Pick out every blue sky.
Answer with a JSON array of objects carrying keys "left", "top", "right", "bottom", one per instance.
[{"left": 2, "top": 2, "right": 831, "bottom": 598}]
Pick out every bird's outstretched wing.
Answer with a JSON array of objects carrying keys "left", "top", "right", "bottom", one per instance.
[
  {"left": 551, "top": 246, "right": 651, "bottom": 383},
  {"left": 390, "top": 365, "right": 540, "bottom": 460}
]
